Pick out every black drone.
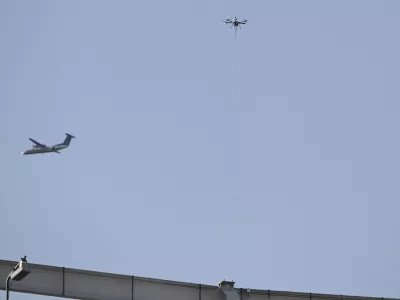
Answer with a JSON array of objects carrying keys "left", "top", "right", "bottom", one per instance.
[{"left": 222, "top": 17, "right": 248, "bottom": 36}]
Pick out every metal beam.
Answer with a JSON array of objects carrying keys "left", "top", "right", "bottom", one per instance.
[
  {"left": 0, "top": 259, "right": 398, "bottom": 300},
  {"left": 0, "top": 259, "right": 217, "bottom": 300}
]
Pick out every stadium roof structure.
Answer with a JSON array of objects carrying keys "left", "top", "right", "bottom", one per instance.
[{"left": 0, "top": 259, "right": 396, "bottom": 300}]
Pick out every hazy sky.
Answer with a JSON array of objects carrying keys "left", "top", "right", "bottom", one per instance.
[{"left": 2, "top": 1, "right": 400, "bottom": 300}]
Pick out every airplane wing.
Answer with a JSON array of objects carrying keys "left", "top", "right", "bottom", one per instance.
[{"left": 29, "top": 138, "right": 46, "bottom": 148}]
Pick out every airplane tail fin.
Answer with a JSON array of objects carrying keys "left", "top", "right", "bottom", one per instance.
[{"left": 63, "top": 133, "right": 75, "bottom": 145}]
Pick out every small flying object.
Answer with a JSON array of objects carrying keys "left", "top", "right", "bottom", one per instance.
[
  {"left": 22, "top": 133, "right": 75, "bottom": 155},
  {"left": 222, "top": 17, "right": 248, "bottom": 36}
]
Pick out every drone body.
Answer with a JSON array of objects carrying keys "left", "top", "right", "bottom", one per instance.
[{"left": 222, "top": 17, "right": 248, "bottom": 37}]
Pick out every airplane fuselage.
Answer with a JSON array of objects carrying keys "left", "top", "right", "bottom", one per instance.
[{"left": 22, "top": 144, "right": 68, "bottom": 155}]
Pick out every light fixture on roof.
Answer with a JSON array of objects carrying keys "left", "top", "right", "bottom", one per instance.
[
  {"left": 218, "top": 280, "right": 235, "bottom": 290},
  {"left": 6, "top": 256, "right": 31, "bottom": 300}
]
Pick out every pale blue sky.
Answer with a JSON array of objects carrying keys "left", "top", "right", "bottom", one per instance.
[{"left": 2, "top": 1, "right": 400, "bottom": 300}]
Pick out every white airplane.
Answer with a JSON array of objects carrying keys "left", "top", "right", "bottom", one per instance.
[{"left": 22, "top": 133, "right": 75, "bottom": 155}]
